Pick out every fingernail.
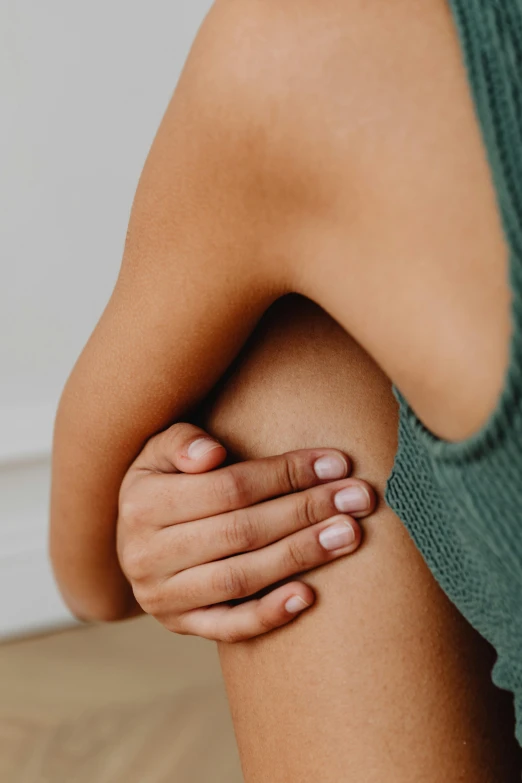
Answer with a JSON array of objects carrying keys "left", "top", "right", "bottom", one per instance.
[
  {"left": 335, "top": 486, "right": 370, "bottom": 513},
  {"left": 319, "top": 520, "right": 356, "bottom": 551},
  {"left": 285, "top": 596, "right": 311, "bottom": 614},
  {"left": 314, "top": 454, "right": 348, "bottom": 481},
  {"left": 187, "top": 437, "right": 222, "bottom": 460}
]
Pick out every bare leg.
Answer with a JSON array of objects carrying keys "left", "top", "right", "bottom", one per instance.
[{"left": 202, "top": 296, "right": 520, "bottom": 782}]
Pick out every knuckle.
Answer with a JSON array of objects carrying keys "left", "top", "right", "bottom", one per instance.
[
  {"left": 213, "top": 564, "right": 250, "bottom": 600},
  {"left": 286, "top": 537, "right": 311, "bottom": 572},
  {"left": 164, "top": 423, "right": 187, "bottom": 450},
  {"left": 170, "top": 574, "right": 202, "bottom": 608},
  {"left": 147, "top": 422, "right": 192, "bottom": 468},
  {"left": 166, "top": 614, "right": 188, "bottom": 636},
  {"left": 161, "top": 422, "right": 190, "bottom": 451},
  {"left": 219, "top": 628, "right": 244, "bottom": 645},
  {"left": 119, "top": 471, "right": 136, "bottom": 501},
  {"left": 295, "top": 491, "right": 319, "bottom": 528},
  {"left": 133, "top": 584, "right": 164, "bottom": 616},
  {"left": 150, "top": 431, "right": 171, "bottom": 468},
  {"left": 281, "top": 454, "right": 306, "bottom": 494},
  {"left": 166, "top": 422, "right": 188, "bottom": 439},
  {"left": 120, "top": 543, "right": 150, "bottom": 582},
  {"left": 255, "top": 607, "right": 276, "bottom": 635},
  {"left": 213, "top": 468, "right": 249, "bottom": 509},
  {"left": 118, "top": 496, "right": 150, "bottom": 531},
  {"left": 224, "top": 512, "right": 258, "bottom": 552},
  {"left": 168, "top": 529, "right": 193, "bottom": 564}
]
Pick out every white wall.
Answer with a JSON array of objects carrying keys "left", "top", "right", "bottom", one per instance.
[{"left": 0, "top": 0, "right": 214, "bottom": 638}]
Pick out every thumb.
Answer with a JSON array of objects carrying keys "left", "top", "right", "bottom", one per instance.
[{"left": 134, "top": 422, "right": 227, "bottom": 475}]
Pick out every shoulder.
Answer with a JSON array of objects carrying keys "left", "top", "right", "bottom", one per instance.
[
  {"left": 127, "top": 0, "right": 461, "bottom": 286},
  {"left": 180, "top": 0, "right": 460, "bottom": 208},
  {"left": 189, "top": 0, "right": 457, "bottom": 139},
  {"left": 155, "top": 0, "right": 369, "bottom": 281}
]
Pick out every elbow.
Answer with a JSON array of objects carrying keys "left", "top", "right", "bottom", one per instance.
[
  {"left": 49, "top": 519, "right": 140, "bottom": 625},
  {"left": 51, "top": 557, "right": 140, "bottom": 625},
  {"left": 61, "top": 587, "right": 140, "bottom": 625}
]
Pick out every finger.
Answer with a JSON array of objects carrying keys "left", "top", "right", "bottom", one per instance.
[
  {"left": 175, "top": 582, "right": 315, "bottom": 642},
  {"left": 149, "top": 478, "right": 374, "bottom": 573},
  {"left": 133, "top": 422, "right": 227, "bottom": 475},
  {"left": 168, "top": 514, "right": 362, "bottom": 612},
  {"left": 131, "top": 447, "right": 353, "bottom": 527}
]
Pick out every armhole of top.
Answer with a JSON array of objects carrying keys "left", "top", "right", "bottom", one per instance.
[{"left": 395, "top": 0, "right": 522, "bottom": 466}]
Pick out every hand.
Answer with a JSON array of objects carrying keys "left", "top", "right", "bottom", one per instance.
[{"left": 117, "top": 423, "right": 376, "bottom": 642}]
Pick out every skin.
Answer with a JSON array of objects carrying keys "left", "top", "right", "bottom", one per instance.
[
  {"left": 205, "top": 296, "right": 521, "bottom": 781},
  {"left": 49, "top": 0, "right": 518, "bottom": 778},
  {"left": 117, "top": 297, "right": 521, "bottom": 780},
  {"left": 117, "top": 423, "right": 376, "bottom": 640},
  {"left": 51, "top": 0, "right": 510, "bottom": 619}
]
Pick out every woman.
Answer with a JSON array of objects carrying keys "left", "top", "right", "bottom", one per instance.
[{"left": 51, "top": 0, "right": 522, "bottom": 778}]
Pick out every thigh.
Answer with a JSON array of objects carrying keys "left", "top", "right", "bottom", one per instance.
[{"left": 202, "top": 296, "right": 520, "bottom": 782}]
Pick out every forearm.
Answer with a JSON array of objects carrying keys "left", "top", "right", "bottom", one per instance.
[
  {"left": 201, "top": 296, "right": 518, "bottom": 782},
  {"left": 48, "top": 1, "right": 284, "bottom": 620}
]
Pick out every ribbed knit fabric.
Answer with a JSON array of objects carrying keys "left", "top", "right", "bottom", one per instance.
[{"left": 385, "top": 1, "right": 522, "bottom": 746}]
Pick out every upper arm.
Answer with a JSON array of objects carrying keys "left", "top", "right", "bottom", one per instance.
[{"left": 50, "top": 2, "right": 290, "bottom": 620}]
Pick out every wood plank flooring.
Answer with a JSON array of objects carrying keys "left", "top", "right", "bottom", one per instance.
[{"left": 0, "top": 617, "right": 242, "bottom": 783}]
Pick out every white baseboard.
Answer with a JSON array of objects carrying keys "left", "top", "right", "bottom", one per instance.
[{"left": 0, "top": 404, "right": 76, "bottom": 641}]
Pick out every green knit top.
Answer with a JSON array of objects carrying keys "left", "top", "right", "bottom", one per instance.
[{"left": 385, "top": 0, "right": 522, "bottom": 745}]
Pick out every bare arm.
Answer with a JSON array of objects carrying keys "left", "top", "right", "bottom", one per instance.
[
  {"left": 52, "top": 0, "right": 509, "bottom": 626},
  {"left": 50, "top": 4, "right": 290, "bottom": 620}
]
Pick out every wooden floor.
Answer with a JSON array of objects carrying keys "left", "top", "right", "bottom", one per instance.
[{"left": 0, "top": 617, "right": 243, "bottom": 783}]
